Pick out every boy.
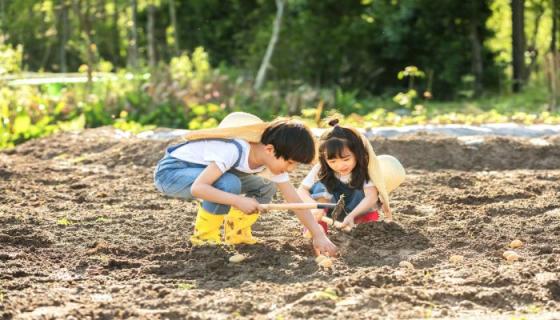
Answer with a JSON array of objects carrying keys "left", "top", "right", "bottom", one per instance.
[{"left": 154, "top": 112, "right": 337, "bottom": 256}]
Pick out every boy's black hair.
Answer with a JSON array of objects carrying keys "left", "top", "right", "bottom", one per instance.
[
  {"left": 318, "top": 119, "right": 369, "bottom": 192},
  {"left": 260, "top": 119, "right": 315, "bottom": 164}
]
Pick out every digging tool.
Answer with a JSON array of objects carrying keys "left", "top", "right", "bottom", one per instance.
[
  {"left": 258, "top": 196, "right": 346, "bottom": 216},
  {"left": 259, "top": 197, "right": 351, "bottom": 231}
]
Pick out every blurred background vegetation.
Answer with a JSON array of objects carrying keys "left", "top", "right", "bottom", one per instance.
[{"left": 1, "top": 0, "right": 560, "bottom": 149}]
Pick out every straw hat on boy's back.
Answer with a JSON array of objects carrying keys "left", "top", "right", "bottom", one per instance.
[{"left": 184, "top": 112, "right": 268, "bottom": 143}]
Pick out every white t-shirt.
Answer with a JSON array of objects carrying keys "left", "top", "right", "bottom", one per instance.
[
  {"left": 301, "top": 164, "right": 374, "bottom": 189},
  {"left": 170, "top": 139, "right": 289, "bottom": 183}
]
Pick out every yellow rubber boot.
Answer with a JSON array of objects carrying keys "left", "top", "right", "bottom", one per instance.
[
  {"left": 190, "top": 207, "right": 225, "bottom": 246},
  {"left": 224, "top": 208, "right": 260, "bottom": 245}
]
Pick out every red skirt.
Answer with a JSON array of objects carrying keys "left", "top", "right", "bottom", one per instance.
[{"left": 318, "top": 210, "right": 379, "bottom": 234}]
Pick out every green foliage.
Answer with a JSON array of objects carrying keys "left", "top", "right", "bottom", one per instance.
[
  {"left": 113, "top": 116, "right": 155, "bottom": 134},
  {"left": 323, "top": 107, "right": 560, "bottom": 127},
  {"left": 393, "top": 89, "right": 418, "bottom": 109},
  {"left": 0, "top": 83, "right": 87, "bottom": 149},
  {"left": 170, "top": 47, "right": 211, "bottom": 87},
  {"left": 1, "top": 0, "right": 505, "bottom": 98},
  {"left": 335, "top": 88, "right": 362, "bottom": 115},
  {"left": 0, "top": 36, "right": 22, "bottom": 75},
  {"left": 1, "top": 29, "right": 558, "bottom": 152}
]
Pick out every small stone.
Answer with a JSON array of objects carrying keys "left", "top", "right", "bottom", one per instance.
[
  {"left": 315, "top": 255, "right": 328, "bottom": 264},
  {"left": 399, "top": 261, "right": 414, "bottom": 270},
  {"left": 449, "top": 255, "right": 464, "bottom": 264},
  {"left": 509, "top": 239, "right": 523, "bottom": 249},
  {"left": 318, "top": 257, "right": 333, "bottom": 269},
  {"left": 503, "top": 250, "right": 520, "bottom": 262},
  {"left": 315, "top": 255, "right": 334, "bottom": 268},
  {"left": 458, "top": 300, "right": 475, "bottom": 309},
  {"left": 229, "top": 254, "right": 246, "bottom": 263}
]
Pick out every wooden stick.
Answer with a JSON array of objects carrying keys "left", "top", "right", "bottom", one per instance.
[{"left": 259, "top": 203, "right": 337, "bottom": 211}]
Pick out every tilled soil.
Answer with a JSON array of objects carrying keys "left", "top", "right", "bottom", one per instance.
[{"left": 1, "top": 127, "right": 559, "bottom": 319}]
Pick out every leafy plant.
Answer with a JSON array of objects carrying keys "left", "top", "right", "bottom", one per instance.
[
  {"left": 394, "top": 66, "right": 426, "bottom": 109},
  {"left": 57, "top": 217, "right": 72, "bottom": 226},
  {"left": 177, "top": 283, "right": 196, "bottom": 290},
  {"left": 312, "top": 288, "right": 339, "bottom": 301},
  {"left": 0, "top": 36, "right": 22, "bottom": 75}
]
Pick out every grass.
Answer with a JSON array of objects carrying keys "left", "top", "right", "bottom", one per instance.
[{"left": 177, "top": 283, "right": 196, "bottom": 290}]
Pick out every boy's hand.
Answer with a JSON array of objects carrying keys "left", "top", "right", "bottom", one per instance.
[
  {"left": 235, "top": 196, "right": 261, "bottom": 214},
  {"left": 311, "top": 208, "right": 325, "bottom": 221},
  {"left": 312, "top": 233, "right": 337, "bottom": 257}
]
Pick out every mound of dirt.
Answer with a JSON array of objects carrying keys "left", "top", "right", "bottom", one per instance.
[
  {"left": 371, "top": 133, "right": 560, "bottom": 170},
  {"left": 1, "top": 127, "right": 559, "bottom": 319}
]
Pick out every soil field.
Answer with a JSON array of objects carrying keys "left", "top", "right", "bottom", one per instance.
[{"left": 1, "top": 127, "right": 559, "bottom": 319}]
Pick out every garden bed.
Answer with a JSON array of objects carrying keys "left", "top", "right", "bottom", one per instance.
[{"left": 1, "top": 127, "right": 559, "bottom": 319}]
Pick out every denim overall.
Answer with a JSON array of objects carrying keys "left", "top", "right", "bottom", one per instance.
[
  {"left": 153, "top": 139, "right": 276, "bottom": 215},
  {"left": 309, "top": 179, "right": 368, "bottom": 221}
]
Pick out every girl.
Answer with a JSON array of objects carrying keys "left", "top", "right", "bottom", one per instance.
[{"left": 298, "top": 119, "right": 404, "bottom": 232}]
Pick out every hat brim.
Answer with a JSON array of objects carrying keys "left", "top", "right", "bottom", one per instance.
[{"left": 184, "top": 122, "right": 269, "bottom": 143}]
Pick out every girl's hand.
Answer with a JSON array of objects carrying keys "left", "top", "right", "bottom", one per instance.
[
  {"left": 235, "top": 196, "right": 261, "bottom": 214},
  {"left": 312, "top": 233, "right": 337, "bottom": 257},
  {"left": 341, "top": 215, "right": 356, "bottom": 230},
  {"left": 383, "top": 204, "right": 393, "bottom": 222}
]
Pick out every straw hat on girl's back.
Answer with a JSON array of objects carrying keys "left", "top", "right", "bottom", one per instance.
[{"left": 346, "top": 127, "right": 406, "bottom": 220}]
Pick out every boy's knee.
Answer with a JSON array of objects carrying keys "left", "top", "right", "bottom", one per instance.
[
  {"left": 215, "top": 174, "right": 242, "bottom": 195},
  {"left": 262, "top": 181, "right": 277, "bottom": 200}
]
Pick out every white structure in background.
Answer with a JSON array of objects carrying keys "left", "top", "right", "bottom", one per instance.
[{"left": 138, "top": 123, "right": 560, "bottom": 141}]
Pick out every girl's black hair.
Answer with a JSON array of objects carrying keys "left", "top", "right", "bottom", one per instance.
[
  {"left": 318, "top": 119, "right": 369, "bottom": 192},
  {"left": 261, "top": 119, "right": 315, "bottom": 164}
]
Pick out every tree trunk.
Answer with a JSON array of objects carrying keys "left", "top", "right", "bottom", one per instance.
[
  {"left": 112, "top": 0, "right": 120, "bottom": 67},
  {"left": 98, "top": 0, "right": 106, "bottom": 17},
  {"left": 58, "top": 0, "right": 69, "bottom": 72},
  {"left": 169, "top": 0, "right": 179, "bottom": 55},
  {"left": 511, "top": 0, "right": 526, "bottom": 92},
  {"left": 85, "top": 0, "right": 94, "bottom": 87},
  {"left": 147, "top": 2, "right": 156, "bottom": 68},
  {"left": 552, "top": 0, "right": 557, "bottom": 52},
  {"left": 40, "top": 43, "right": 53, "bottom": 71},
  {"left": 525, "top": 2, "right": 544, "bottom": 81},
  {"left": 73, "top": 0, "right": 95, "bottom": 87},
  {"left": 547, "top": 53, "right": 558, "bottom": 111},
  {"left": 254, "top": 0, "right": 284, "bottom": 91},
  {"left": 549, "top": 0, "right": 558, "bottom": 111},
  {"left": 0, "top": 0, "right": 5, "bottom": 29},
  {"left": 469, "top": 18, "right": 483, "bottom": 97},
  {"left": 128, "top": 0, "right": 139, "bottom": 69}
]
